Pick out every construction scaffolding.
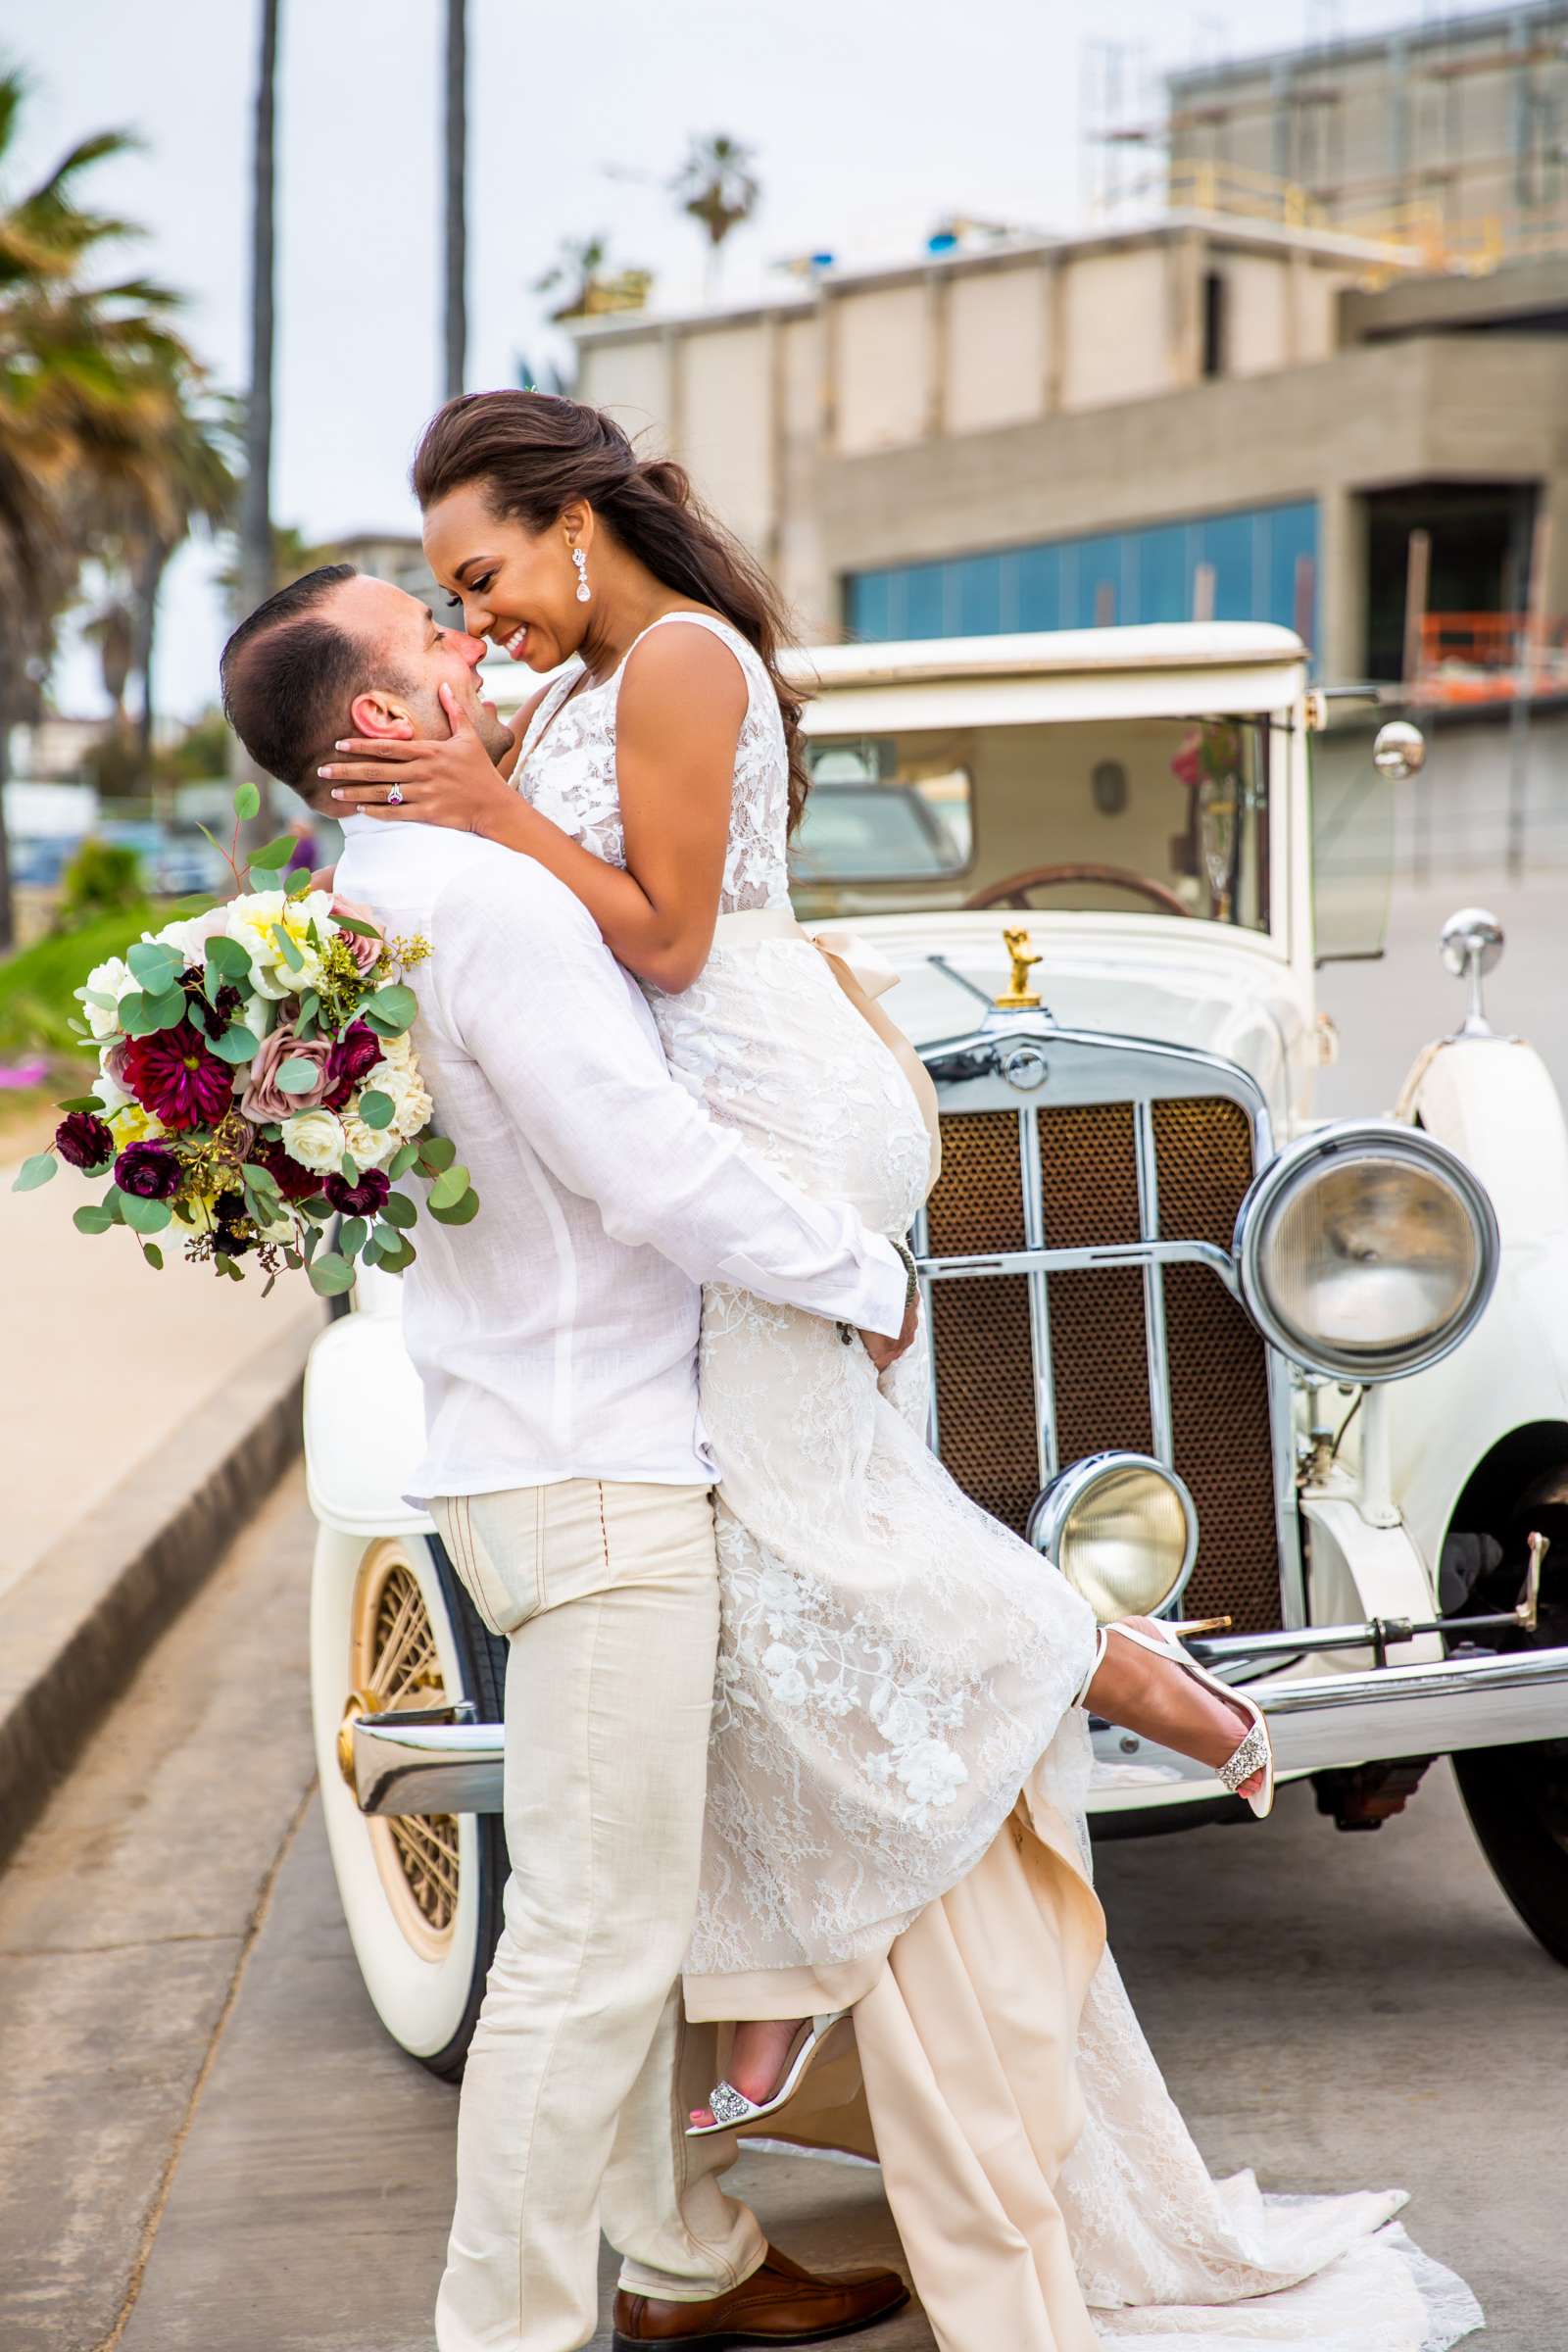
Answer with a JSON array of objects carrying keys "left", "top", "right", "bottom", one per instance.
[{"left": 1083, "top": 2, "right": 1568, "bottom": 276}]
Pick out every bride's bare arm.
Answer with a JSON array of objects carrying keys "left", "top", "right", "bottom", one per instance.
[
  {"left": 512, "top": 622, "right": 743, "bottom": 993},
  {"left": 323, "top": 626, "right": 743, "bottom": 995}
]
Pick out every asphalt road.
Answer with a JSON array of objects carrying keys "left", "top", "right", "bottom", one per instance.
[{"left": 3, "top": 879, "right": 1564, "bottom": 2352}]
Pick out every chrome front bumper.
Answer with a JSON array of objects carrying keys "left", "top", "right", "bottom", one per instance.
[{"left": 350, "top": 1642, "right": 1568, "bottom": 1819}]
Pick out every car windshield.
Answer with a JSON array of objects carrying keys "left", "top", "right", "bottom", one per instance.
[{"left": 790, "top": 712, "right": 1274, "bottom": 933}]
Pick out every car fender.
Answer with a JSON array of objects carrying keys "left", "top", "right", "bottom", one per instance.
[
  {"left": 303, "top": 1303, "right": 432, "bottom": 1538},
  {"left": 1385, "top": 1035, "right": 1568, "bottom": 1570}
]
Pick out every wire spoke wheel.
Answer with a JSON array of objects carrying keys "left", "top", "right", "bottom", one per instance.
[{"left": 351, "top": 1543, "right": 463, "bottom": 1959}]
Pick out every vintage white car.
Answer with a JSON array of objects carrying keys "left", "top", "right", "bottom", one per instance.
[{"left": 305, "top": 621, "right": 1568, "bottom": 2078}]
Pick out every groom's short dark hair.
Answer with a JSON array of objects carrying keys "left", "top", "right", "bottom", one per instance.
[{"left": 220, "top": 564, "right": 368, "bottom": 791}]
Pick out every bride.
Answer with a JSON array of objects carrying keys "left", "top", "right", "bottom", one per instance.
[{"left": 320, "top": 388, "right": 1480, "bottom": 2352}]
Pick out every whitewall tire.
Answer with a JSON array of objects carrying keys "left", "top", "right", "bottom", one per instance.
[{"left": 310, "top": 1526, "right": 508, "bottom": 2077}]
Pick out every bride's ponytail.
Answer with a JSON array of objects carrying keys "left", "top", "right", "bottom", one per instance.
[{"left": 413, "top": 392, "right": 811, "bottom": 832}]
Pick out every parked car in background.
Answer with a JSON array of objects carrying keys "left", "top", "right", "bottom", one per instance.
[{"left": 304, "top": 621, "right": 1568, "bottom": 2078}]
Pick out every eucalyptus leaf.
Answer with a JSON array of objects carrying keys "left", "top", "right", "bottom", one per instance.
[
  {"left": 428, "top": 1188, "right": 480, "bottom": 1227},
  {"left": 80, "top": 989, "right": 120, "bottom": 1011},
  {"left": 277, "top": 1055, "right": 321, "bottom": 1094},
  {"left": 206, "top": 936, "right": 252, "bottom": 979},
  {"left": 142, "top": 1243, "right": 165, "bottom": 1270},
  {"left": 417, "top": 1135, "right": 457, "bottom": 1174},
  {"left": 428, "top": 1163, "right": 470, "bottom": 1211},
  {"left": 127, "top": 940, "right": 182, "bottom": 991},
  {"left": 365, "top": 982, "right": 416, "bottom": 1031},
  {"left": 146, "top": 984, "right": 189, "bottom": 1031},
  {"left": 119, "top": 1192, "right": 172, "bottom": 1235},
  {"left": 234, "top": 780, "right": 261, "bottom": 821},
  {"left": 334, "top": 914, "right": 383, "bottom": 941},
  {"left": 241, "top": 1160, "right": 282, "bottom": 1195},
  {"left": 308, "top": 1250, "right": 357, "bottom": 1298},
  {"left": 12, "top": 1153, "right": 57, "bottom": 1193},
  {"left": 379, "top": 1190, "right": 416, "bottom": 1230},
  {"left": 73, "top": 1203, "right": 113, "bottom": 1234},
  {"left": 271, "top": 922, "right": 305, "bottom": 973},
  {"left": 249, "top": 833, "right": 297, "bottom": 869},
  {"left": 296, "top": 992, "right": 319, "bottom": 1028},
  {"left": 339, "top": 1152, "right": 359, "bottom": 1183},
  {"left": 186, "top": 996, "right": 211, "bottom": 1035},
  {"left": 376, "top": 1232, "right": 416, "bottom": 1272},
  {"left": 387, "top": 1141, "right": 421, "bottom": 1180},
  {"left": 286, "top": 864, "right": 315, "bottom": 898},
  {"left": 55, "top": 1094, "right": 105, "bottom": 1113},
  {"left": 357, "top": 1089, "right": 394, "bottom": 1131},
  {"left": 339, "top": 1216, "right": 368, "bottom": 1257},
  {"left": 210, "top": 1025, "right": 260, "bottom": 1064}
]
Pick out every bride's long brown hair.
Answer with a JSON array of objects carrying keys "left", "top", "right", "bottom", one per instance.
[{"left": 412, "top": 390, "right": 811, "bottom": 832}]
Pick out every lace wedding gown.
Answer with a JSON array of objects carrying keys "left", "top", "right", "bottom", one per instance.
[{"left": 512, "top": 610, "right": 1481, "bottom": 2352}]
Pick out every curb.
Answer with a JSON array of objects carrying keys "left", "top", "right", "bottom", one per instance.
[{"left": 0, "top": 1316, "right": 318, "bottom": 1870}]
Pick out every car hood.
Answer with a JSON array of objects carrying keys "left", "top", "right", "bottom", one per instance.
[{"left": 861, "top": 922, "right": 1313, "bottom": 1129}]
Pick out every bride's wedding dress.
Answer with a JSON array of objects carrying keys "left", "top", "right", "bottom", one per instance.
[{"left": 512, "top": 610, "right": 1481, "bottom": 2351}]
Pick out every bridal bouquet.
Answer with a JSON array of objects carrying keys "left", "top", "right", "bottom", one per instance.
[{"left": 12, "top": 785, "right": 477, "bottom": 1297}]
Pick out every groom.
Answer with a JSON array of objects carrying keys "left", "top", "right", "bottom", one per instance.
[{"left": 220, "top": 567, "right": 916, "bottom": 2352}]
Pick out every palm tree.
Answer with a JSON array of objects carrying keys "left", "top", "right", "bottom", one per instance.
[
  {"left": 670, "top": 133, "right": 760, "bottom": 296},
  {"left": 0, "top": 71, "right": 222, "bottom": 949},
  {"left": 444, "top": 0, "right": 467, "bottom": 400},
  {"left": 234, "top": 0, "right": 280, "bottom": 835}
]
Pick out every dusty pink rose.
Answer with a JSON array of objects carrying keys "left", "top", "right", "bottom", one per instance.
[
  {"left": 330, "top": 898, "right": 385, "bottom": 976},
  {"left": 239, "top": 1019, "right": 334, "bottom": 1122}
]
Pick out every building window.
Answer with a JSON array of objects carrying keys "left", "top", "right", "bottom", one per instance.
[
  {"left": 1201, "top": 270, "right": 1227, "bottom": 379},
  {"left": 843, "top": 498, "right": 1318, "bottom": 652}
]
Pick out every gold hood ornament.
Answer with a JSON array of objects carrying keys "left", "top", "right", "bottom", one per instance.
[{"left": 995, "top": 926, "right": 1043, "bottom": 1011}]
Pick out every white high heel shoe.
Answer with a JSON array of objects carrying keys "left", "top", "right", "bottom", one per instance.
[
  {"left": 686, "top": 2011, "right": 852, "bottom": 2139},
  {"left": 1079, "top": 1616, "right": 1276, "bottom": 1819}
]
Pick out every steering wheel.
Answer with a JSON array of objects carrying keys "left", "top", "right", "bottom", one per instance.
[{"left": 963, "top": 861, "right": 1192, "bottom": 917}]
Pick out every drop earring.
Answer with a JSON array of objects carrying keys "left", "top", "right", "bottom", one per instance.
[{"left": 572, "top": 546, "right": 591, "bottom": 603}]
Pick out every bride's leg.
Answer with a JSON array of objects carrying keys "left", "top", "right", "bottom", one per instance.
[
  {"left": 1083, "top": 1618, "right": 1267, "bottom": 1798},
  {"left": 688, "top": 2019, "right": 803, "bottom": 2129}
]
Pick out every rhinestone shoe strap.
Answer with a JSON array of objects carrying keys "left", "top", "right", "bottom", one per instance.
[
  {"left": 1218, "top": 1721, "right": 1270, "bottom": 1795},
  {"left": 705, "top": 2080, "right": 759, "bottom": 2128}
]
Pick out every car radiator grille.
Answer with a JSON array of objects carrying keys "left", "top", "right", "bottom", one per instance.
[{"left": 922, "top": 1098, "right": 1283, "bottom": 1635}]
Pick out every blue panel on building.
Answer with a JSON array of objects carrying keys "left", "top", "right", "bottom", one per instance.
[{"left": 844, "top": 499, "right": 1318, "bottom": 652}]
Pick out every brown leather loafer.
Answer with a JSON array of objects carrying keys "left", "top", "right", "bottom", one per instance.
[{"left": 612, "top": 2243, "right": 909, "bottom": 2350}]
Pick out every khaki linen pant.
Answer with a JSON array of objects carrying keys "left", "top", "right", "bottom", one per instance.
[{"left": 430, "top": 1479, "right": 766, "bottom": 2352}]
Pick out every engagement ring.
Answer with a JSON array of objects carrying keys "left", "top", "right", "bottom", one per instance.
[{"left": 387, "top": 785, "right": 405, "bottom": 806}]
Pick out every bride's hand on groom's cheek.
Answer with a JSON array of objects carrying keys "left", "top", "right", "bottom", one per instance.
[{"left": 320, "top": 683, "right": 514, "bottom": 837}]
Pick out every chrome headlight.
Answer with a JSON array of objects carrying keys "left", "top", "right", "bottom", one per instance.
[
  {"left": 1236, "top": 1122, "right": 1497, "bottom": 1381},
  {"left": 1028, "top": 1452, "right": 1197, "bottom": 1624}
]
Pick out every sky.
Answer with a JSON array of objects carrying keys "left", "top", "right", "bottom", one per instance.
[{"left": 12, "top": 0, "right": 1439, "bottom": 722}]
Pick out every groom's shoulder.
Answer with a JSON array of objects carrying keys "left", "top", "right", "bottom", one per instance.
[{"left": 431, "top": 832, "right": 597, "bottom": 940}]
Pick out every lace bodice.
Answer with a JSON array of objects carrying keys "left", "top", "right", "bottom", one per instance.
[{"left": 513, "top": 611, "right": 793, "bottom": 914}]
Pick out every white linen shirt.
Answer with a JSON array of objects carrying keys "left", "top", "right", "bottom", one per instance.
[{"left": 332, "top": 817, "right": 905, "bottom": 1504}]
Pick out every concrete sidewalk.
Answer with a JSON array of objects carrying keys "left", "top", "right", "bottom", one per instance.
[
  {"left": 0, "top": 1147, "right": 322, "bottom": 1857},
  {"left": 1, "top": 1147, "right": 321, "bottom": 1605}
]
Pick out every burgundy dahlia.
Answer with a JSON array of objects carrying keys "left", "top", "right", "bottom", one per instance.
[
  {"left": 325, "top": 1020, "right": 383, "bottom": 1109},
  {"left": 324, "top": 1167, "right": 391, "bottom": 1218},
  {"left": 122, "top": 1020, "right": 235, "bottom": 1133},
  {"left": 55, "top": 1111, "right": 115, "bottom": 1170},
  {"left": 114, "top": 1141, "right": 181, "bottom": 1201}
]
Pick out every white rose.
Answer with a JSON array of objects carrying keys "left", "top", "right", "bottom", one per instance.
[
  {"left": 365, "top": 1057, "right": 416, "bottom": 1111},
  {"left": 225, "top": 889, "right": 338, "bottom": 1001},
  {"left": 375, "top": 1030, "right": 415, "bottom": 1070},
  {"left": 280, "top": 1105, "right": 346, "bottom": 1172},
  {"left": 77, "top": 956, "right": 137, "bottom": 1041},
  {"left": 148, "top": 908, "right": 228, "bottom": 968},
  {"left": 339, "top": 1111, "right": 400, "bottom": 1170}
]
